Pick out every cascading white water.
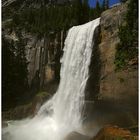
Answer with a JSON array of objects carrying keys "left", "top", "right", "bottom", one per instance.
[{"left": 3, "top": 18, "right": 100, "bottom": 140}]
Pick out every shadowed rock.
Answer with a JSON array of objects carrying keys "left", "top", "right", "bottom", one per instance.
[
  {"left": 92, "top": 125, "right": 138, "bottom": 140},
  {"left": 65, "top": 132, "right": 90, "bottom": 140}
]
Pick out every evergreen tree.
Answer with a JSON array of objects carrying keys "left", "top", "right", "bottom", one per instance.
[
  {"left": 72, "top": 0, "right": 83, "bottom": 24},
  {"left": 102, "top": 0, "right": 109, "bottom": 11},
  {"left": 2, "top": 37, "right": 17, "bottom": 110},
  {"left": 120, "top": 0, "right": 127, "bottom": 3},
  {"left": 115, "top": 0, "right": 138, "bottom": 69},
  {"left": 81, "top": 0, "right": 90, "bottom": 23},
  {"left": 102, "top": 0, "right": 106, "bottom": 11},
  {"left": 95, "top": 0, "right": 101, "bottom": 18},
  {"left": 2, "top": 36, "right": 29, "bottom": 111},
  {"left": 106, "top": 0, "right": 109, "bottom": 9}
]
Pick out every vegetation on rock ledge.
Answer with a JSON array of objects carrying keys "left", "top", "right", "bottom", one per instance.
[
  {"left": 114, "top": 0, "right": 138, "bottom": 70},
  {"left": 2, "top": 35, "right": 29, "bottom": 111}
]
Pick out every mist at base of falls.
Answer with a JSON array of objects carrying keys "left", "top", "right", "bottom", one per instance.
[{"left": 3, "top": 18, "right": 100, "bottom": 140}]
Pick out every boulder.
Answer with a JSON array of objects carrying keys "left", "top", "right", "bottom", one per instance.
[
  {"left": 92, "top": 125, "right": 138, "bottom": 140},
  {"left": 65, "top": 132, "right": 90, "bottom": 140},
  {"left": 2, "top": 91, "right": 51, "bottom": 120}
]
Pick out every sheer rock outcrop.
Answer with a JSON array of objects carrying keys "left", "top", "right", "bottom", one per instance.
[
  {"left": 84, "top": 3, "right": 138, "bottom": 132},
  {"left": 24, "top": 31, "right": 66, "bottom": 91}
]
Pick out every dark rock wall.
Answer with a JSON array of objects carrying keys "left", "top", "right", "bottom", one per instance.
[{"left": 85, "top": 26, "right": 101, "bottom": 101}]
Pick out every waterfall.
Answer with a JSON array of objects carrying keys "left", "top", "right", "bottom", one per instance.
[{"left": 3, "top": 18, "right": 100, "bottom": 140}]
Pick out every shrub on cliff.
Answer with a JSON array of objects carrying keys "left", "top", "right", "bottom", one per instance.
[
  {"left": 2, "top": 36, "right": 29, "bottom": 111},
  {"left": 115, "top": 0, "right": 138, "bottom": 70}
]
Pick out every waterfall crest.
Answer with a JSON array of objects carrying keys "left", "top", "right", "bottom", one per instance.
[{"left": 3, "top": 18, "right": 100, "bottom": 140}]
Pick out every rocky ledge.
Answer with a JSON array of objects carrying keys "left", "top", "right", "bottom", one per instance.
[
  {"left": 65, "top": 126, "right": 138, "bottom": 140},
  {"left": 2, "top": 91, "right": 50, "bottom": 120}
]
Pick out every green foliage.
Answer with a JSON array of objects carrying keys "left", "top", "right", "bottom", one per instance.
[
  {"left": 102, "top": 0, "right": 109, "bottom": 11},
  {"left": 105, "top": 135, "right": 137, "bottom": 140},
  {"left": 36, "top": 91, "right": 50, "bottom": 98},
  {"left": 95, "top": 1, "right": 101, "bottom": 17},
  {"left": 9, "top": 1, "right": 107, "bottom": 35},
  {"left": 127, "top": 125, "right": 138, "bottom": 134},
  {"left": 89, "top": 0, "right": 107, "bottom": 20},
  {"left": 115, "top": 0, "right": 138, "bottom": 70},
  {"left": 118, "top": 77, "right": 125, "bottom": 83},
  {"left": 115, "top": 137, "right": 124, "bottom": 140},
  {"left": 81, "top": 0, "right": 90, "bottom": 23},
  {"left": 115, "top": 44, "right": 128, "bottom": 69},
  {"left": 120, "top": 0, "right": 128, "bottom": 3},
  {"left": 11, "top": 3, "right": 90, "bottom": 35},
  {"left": 2, "top": 36, "right": 29, "bottom": 111}
]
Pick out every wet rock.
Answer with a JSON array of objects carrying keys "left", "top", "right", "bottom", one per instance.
[
  {"left": 2, "top": 132, "right": 11, "bottom": 140},
  {"left": 2, "top": 91, "right": 51, "bottom": 120},
  {"left": 98, "top": 3, "right": 138, "bottom": 126},
  {"left": 92, "top": 125, "right": 138, "bottom": 140},
  {"left": 128, "top": 58, "right": 138, "bottom": 66},
  {"left": 65, "top": 132, "right": 90, "bottom": 140},
  {"left": 2, "top": 121, "right": 8, "bottom": 128}
]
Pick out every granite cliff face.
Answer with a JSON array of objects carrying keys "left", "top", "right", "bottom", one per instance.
[
  {"left": 98, "top": 3, "right": 138, "bottom": 125},
  {"left": 84, "top": 4, "right": 138, "bottom": 134},
  {"left": 3, "top": 30, "right": 66, "bottom": 93},
  {"left": 24, "top": 31, "right": 66, "bottom": 92},
  {"left": 99, "top": 3, "right": 138, "bottom": 101}
]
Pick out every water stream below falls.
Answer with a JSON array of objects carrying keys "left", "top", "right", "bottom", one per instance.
[{"left": 3, "top": 18, "right": 100, "bottom": 140}]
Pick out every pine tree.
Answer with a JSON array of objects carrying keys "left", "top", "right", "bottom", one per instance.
[
  {"left": 95, "top": 0, "right": 101, "bottom": 18},
  {"left": 120, "top": 0, "right": 127, "bottom": 3},
  {"left": 2, "top": 35, "right": 29, "bottom": 111},
  {"left": 102, "top": 0, "right": 109, "bottom": 11},
  {"left": 102, "top": 0, "right": 106, "bottom": 11},
  {"left": 2, "top": 37, "right": 17, "bottom": 110},
  {"left": 72, "top": 0, "right": 83, "bottom": 24},
  {"left": 106, "top": 0, "right": 109, "bottom": 9},
  {"left": 81, "top": 0, "right": 90, "bottom": 23}
]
